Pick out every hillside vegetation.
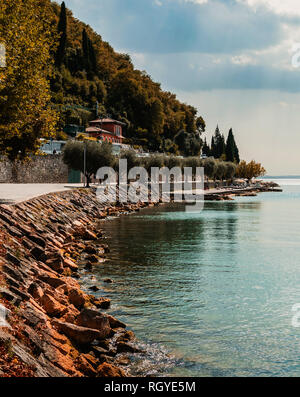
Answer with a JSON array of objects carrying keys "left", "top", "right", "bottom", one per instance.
[{"left": 50, "top": 2, "right": 205, "bottom": 155}]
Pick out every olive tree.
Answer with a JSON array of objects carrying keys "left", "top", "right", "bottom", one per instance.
[
  {"left": 63, "top": 141, "right": 114, "bottom": 187},
  {"left": 203, "top": 158, "right": 216, "bottom": 180}
]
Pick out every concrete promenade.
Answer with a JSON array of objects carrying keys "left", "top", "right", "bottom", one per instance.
[{"left": 0, "top": 184, "right": 84, "bottom": 204}]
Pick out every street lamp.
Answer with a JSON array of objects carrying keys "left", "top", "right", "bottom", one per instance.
[{"left": 83, "top": 139, "right": 87, "bottom": 187}]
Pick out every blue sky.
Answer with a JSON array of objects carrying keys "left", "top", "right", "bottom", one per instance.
[{"left": 66, "top": 0, "right": 300, "bottom": 174}]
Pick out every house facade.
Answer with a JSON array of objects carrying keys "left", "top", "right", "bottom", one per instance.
[{"left": 86, "top": 118, "right": 126, "bottom": 144}]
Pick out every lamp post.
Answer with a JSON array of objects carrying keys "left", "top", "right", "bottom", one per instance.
[{"left": 83, "top": 139, "right": 87, "bottom": 187}]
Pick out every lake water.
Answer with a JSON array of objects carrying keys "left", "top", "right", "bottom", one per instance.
[{"left": 83, "top": 177, "right": 300, "bottom": 377}]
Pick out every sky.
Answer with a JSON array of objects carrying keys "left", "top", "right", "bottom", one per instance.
[{"left": 65, "top": 0, "right": 300, "bottom": 175}]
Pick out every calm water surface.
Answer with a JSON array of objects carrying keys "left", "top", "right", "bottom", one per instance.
[{"left": 83, "top": 178, "right": 300, "bottom": 376}]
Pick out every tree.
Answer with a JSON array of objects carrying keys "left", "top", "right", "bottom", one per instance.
[
  {"left": 143, "top": 154, "right": 165, "bottom": 172},
  {"left": 202, "top": 138, "right": 210, "bottom": 157},
  {"left": 203, "top": 158, "right": 216, "bottom": 180},
  {"left": 224, "top": 162, "right": 237, "bottom": 181},
  {"left": 165, "top": 155, "right": 182, "bottom": 169},
  {"left": 0, "top": 0, "right": 58, "bottom": 161},
  {"left": 196, "top": 116, "right": 206, "bottom": 134},
  {"left": 235, "top": 160, "right": 266, "bottom": 180},
  {"left": 215, "top": 161, "right": 227, "bottom": 181},
  {"left": 225, "top": 128, "right": 240, "bottom": 163},
  {"left": 55, "top": 2, "right": 67, "bottom": 67},
  {"left": 211, "top": 125, "right": 225, "bottom": 159},
  {"left": 119, "top": 149, "right": 140, "bottom": 171},
  {"left": 63, "top": 141, "right": 114, "bottom": 187},
  {"left": 82, "top": 28, "right": 97, "bottom": 76}
]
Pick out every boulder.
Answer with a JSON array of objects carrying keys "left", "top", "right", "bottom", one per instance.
[
  {"left": 116, "top": 341, "right": 141, "bottom": 354},
  {"left": 76, "top": 354, "right": 97, "bottom": 377},
  {"left": 116, "top": 330, "right": 135, "bottom": 343},
  {"left": 93, "top": 297, "right": 111, "bottom": 310},
  {"left": 68, "top": 288, "right": 88, "bottom": 309},
  {"left": 63, "top": 257, "right": 78, "bottom": 272},
  {"left": 76, "top": 308, "right": 111, "bottom": 340},
  {"left": 97, "top": 362, "right": 126, "bottom": 377},
  {"left": 41, "top": 294, "right": 66, "bottom": 317},
  {"left": 52, "top": 319, "right": 101, "bottom": 345},
  {"left": 89, "top": 285, "right": 100, "bottom": 292},
  {"left": 106, "top": 314, "right": 126, "bottom": 329}
]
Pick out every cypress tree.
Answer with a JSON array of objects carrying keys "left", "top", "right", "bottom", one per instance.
[
  {"left": 82, "top": 28, "right": 90, "bottom": 71},
  {"left": 226, "top": 128, "right": 240, "bottom": 163},
  {"left": 82, "top": 29, "right": 97, "bottom": 75},
  {"left": 202, "top": 138, "right": 210, "bottom": 156},
  {"left": 55, "top": 2, "right": 67, "bottom": 67},
  {"left": 234, "top": 143, "right": 240, "bottom": 164},
  {"left": 211, "top": 136, "right": 216, "bottom": 158},
  {"left": 218, "top": 134, "right": 226, "bottom": 158},
  {"left": 225, "top": 128, "right": 235, "bottom": 162},
  {"left": 89, "top": 38, "right": 97, "bottom": 72},
  {"left": 211, "top": 125, "right": 225, "bottom": 158}
]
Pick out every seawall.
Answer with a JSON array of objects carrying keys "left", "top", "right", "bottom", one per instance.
[
  {"left": 0, "top": 155, "right": 69, "bottom": 184},
  {"left": 0, "top": 188, "right": 148, "bottom": 377}
]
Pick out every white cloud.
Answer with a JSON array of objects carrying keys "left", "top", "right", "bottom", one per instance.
[
  {"left": 231, "top": 55, "right": 256, "bottom": 65},
  {"left": 239, "top": 0, "right": 300, "bottom": 16}
]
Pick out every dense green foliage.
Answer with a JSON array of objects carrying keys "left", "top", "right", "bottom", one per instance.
[
  {"left": 64, "top": 141, "right": 237, "bottom": 182},
  {"left": 203, "top": 126, "right": 240, "bottom": 163},
  {"left": 225, "top": 128, "right": 240, "bottom": 163},
  {"left": 63, "top": 140, "right": 114, "bottom": 186},
  {"left": 50, "top": 2, "right": 205, "bottom": 156}
]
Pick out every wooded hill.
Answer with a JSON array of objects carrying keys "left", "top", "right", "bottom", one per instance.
[{"left": 50, "top": 1, "right": 205, "bottom": 155}]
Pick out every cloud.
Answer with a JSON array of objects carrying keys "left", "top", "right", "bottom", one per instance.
[
  {"left": 131, "top": 51, "right": 300, "bottom": 92},
  {"left": 239, "top": 0, "right": 300, "bottom": 16},
  {"left": 66, "top": 0, "right": 284, "bottom": 54},
  {"left": 66, "top": 0, "right": 300, "bottom": 92}
]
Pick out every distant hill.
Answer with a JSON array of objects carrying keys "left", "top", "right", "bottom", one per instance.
[{"left": 50, "top": 1, "right": 205, "bottom": 155}]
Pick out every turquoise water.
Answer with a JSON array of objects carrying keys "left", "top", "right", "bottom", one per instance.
[{"left": 85, "top": 179, "right": 300, "bottom": 377}]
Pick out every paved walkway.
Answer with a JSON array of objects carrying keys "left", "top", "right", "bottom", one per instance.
[{"left": 0, "top": 184, "right": 85, "bottom": 204}]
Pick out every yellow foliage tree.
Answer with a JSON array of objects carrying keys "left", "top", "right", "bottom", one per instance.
[
  {"left": 0, "top": 0, "right": 57, "bottom": 160},
  {"left": 235, "top": 160, "right": 266, "bottom": 179}
]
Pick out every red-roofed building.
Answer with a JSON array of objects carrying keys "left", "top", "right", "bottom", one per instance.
[{"left": 86, "top": 118, "right": 126, "bottom": 144}]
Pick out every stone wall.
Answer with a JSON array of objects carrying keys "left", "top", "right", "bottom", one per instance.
[{"left": 0, "top": 155, "right": 69, "bottom": 183}]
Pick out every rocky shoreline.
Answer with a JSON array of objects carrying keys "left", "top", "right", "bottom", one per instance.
[
  {"left": 0, "top": 188, "right": 150, "bottom": 377},
  {"left": 0, "top": 183, "right": 282, "bottom": 377}
]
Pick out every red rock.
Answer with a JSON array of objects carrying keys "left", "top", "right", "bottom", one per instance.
[
  {"left": 68, "top": 288, "right": 88, "bottom": 309},
  {"left": 63, "top": 257, "right": 78, "bottom": 272},
  {"left": 116, "top": 341, "right": 141, "bottom": 354},
  {"left": 76, "top": 354, "right": 97, "bottom": 377},
  {"left": 52, "top": 319, "right": 101, "bottom": 345},
  {"left": 60, "top": 304, "right": 80, "bottom": 324},
  {"left": 116, "top": 330, "right": 135, "bottom": 343},
  {"left": 28, "top": 283, "right": 44, "bottom": 301},
  {"left": 93, "top": 297, "right": 111, "bottom": 310},
  {"left": 83, "top": 230, "right": 97, "bottom": 241},
  {"left": 76, "top": 308, "right": 111, "bottom": 339},
  {"left": 106, "top": 315, "right": 126, "bottom": 329},
  {"left": 97, "top": 362, "right": 126, "bottom": 377},
  {"left": 41, "top": 294, "right": 66, "bottom": 317}
]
